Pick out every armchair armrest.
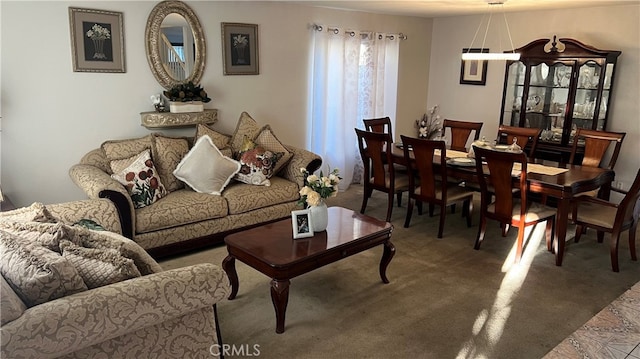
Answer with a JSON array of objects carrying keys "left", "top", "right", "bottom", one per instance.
[
  {"left": 0, "top": 263, "right": 231, "bottom": 359},
  {"left": 46, "top": 199, "right": 123, "bottom": 235},
  {"left": 69, "top": 164, "right": 134, "bottom": 239},
  {"left": 576, "top": 195, "right": 618, "bottom": 209},
  {"left": 280, "top": 145, "right": 322, "bottom": 188}
]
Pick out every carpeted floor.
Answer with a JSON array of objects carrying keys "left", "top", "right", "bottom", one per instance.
[{"left": 160, "top": 184, "right": 639, "bottom": 358}]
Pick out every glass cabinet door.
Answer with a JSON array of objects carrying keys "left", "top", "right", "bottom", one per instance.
[
  {"left": 502, "top": 61, "right": 525, "bottom": 127},
  {"left": 574, "top": 61, "right": 602, "bottom": 132}
]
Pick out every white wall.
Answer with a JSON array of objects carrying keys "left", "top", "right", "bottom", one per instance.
[
  {"left": 1, "top": 1, "right": 431, "bottom": 207},
  {"left": 428, "top": 4, "right": 640, "bottom": 191}
]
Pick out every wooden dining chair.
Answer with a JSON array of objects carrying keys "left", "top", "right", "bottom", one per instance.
[
  {"left": 363, "top": 117, "right": 393, "bottom": 140},
  {"left": 496, "top": 125, "right": 541, "bottom": 159},
  {"left": 569, "top": 128, "right": 625, "bottom": 170},
  {"left": 355, "top": 128, "right": 411, "bottom": 222},
  {"left": 442, "top": 119, "right": 483, "bottom": 152},
  {"left": 472, "top": 145, "right": 556, "bottom": 263},
  {"left": 400, "top": 136, "right": 474, "bottom": 237},
  {"left": 572, "top": 168, "right": 639, "bottom": 272}
]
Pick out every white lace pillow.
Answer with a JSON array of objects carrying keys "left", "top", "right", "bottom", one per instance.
[{"left": 173, "top": 135, "right": 241, "bottom": 195}]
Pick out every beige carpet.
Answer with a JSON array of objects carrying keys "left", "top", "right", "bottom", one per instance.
[{"left": 160, "top": 184, "right": 639, "bottom": 359}]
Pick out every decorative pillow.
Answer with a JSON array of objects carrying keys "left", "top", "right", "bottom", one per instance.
[
  {"left": 234, "top": 137, "right": 283, "bottom": 186},
  {"left": 195, "top": 123, "right": 232, "bottom": 157},
  {"left": 101, "top": 135, "right": 153, "bottom": 162},
  {"left": 0, "top": 221, "right": 68, "bottom": 252},
  {"left": 151, "top": 134, "right": 190, "bottom": 192},
  {"left": 173, "top": 135, "right": 241, "bottom": 195},
  {"left": 60, "top": 240, "right": 141, "bottom": 289},
  {"left": 254, "top": 125, "right": 293, "bottom": 175},
  {"left": 0, "top": 275, "right": 26, "bottom": 325},
  {"left": 110, "top": 150, "right": 167, "bottom": 209},
  {"left": 0, "top": 202, "right": 56, "bottom": 223},
  {"left": 0, "top": 230, "right": 88, "bottom": 307},
  {"left": 230, "top": 112, "right": 262, "bottom": 156}
]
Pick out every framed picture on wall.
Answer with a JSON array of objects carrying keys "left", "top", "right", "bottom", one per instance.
[
  {"left": 221, "top": 22, "right": 259, "bottom": 75},
  {"left": 291, "top": 209, "right": 314, "bottom": 239},
  {"left": 460, "top": 48, "right": 488, "bottom": 85},
  {"left": 69, "top": 7, "right": 125, "bottom": 73}
]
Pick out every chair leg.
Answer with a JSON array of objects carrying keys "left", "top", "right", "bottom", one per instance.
[
  {"left": 396, "top": 192, "right": 402, "bottom": 207},
  {"left": 515, "top": 225, "right": 525, "bottom": 263},
  {"left": 417, "top": 201, "right": 423, "bottom": 215},
  {"left": 360, "top": 186, "right": 372, "bottom": 214},
  {"left": 545, "top": 218, "right": 554, "bottom": 252},
  {"left": 429, "top": 204, "right": 435, "bottom": 217},
  {"left": 404, "top": 198, "right": 414, "bottom": 228},
  {"left": 574, "top": 224, "right": 584, "bottom": 243},
  {"left": 597, "top": 231, "right": 605, "bottom": 243},
  {"left": 386, "top": 191, "right": 394, "bottom": 222},
  {"left": 474, "top": 216, "right": 487, "bottom": 250},
  {"left": 610, "top": 230, "right": 620, "bottom": 272},
  {"left": 501, "top": 223, "right": 509, "bottom": 237},
  {"left": 463, "top": 199, "right": 473, "bottom": 227},
  {"left": 437, "top": 205, "right": 446, "bottom": 238},
  {"left": 451, "top": 204, "right": 456, "bottom": 214},
  {"left": 630, "top": 222, "right": 637, "bottom": 261}
]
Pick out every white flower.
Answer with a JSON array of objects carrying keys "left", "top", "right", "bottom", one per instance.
[
  {"left": 233, "top": 34, "right": 248, "bottom": 47},
  {"left": 86, "top": 24, "right": 111, "bottom": 40},
  {"left": 307, "top": 174, "right": 319, "bottom": 184},
  {"left": 306, "top": 191, "right": 321, "bottom": 206}
]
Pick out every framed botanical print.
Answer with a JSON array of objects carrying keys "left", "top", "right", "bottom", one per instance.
[
  {"left": 460, "top": 48, "right": 488, "bottom": 85},
  {"left": 221, "top": 22, "right": 259, "bottom": 75},
  {"left": 69, "top": 7, "right": 125, "bottom": 73}
]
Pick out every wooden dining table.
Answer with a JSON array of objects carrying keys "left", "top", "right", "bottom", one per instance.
[{"left": 390, "top": 144, "right": 615, "bottom": 266}]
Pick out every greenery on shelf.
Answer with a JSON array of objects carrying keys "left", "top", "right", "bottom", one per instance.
[{"left": 163, "top": 82, "right": 211, "bottom": 103}]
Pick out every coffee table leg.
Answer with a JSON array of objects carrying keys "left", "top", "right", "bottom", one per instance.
[
  {"left": 380, "top": 240, "right": 395, "bottom": 284},
  {"left": 270, "top": 279, "right": 290, "bottom": 334},
  {"left": 222, "top": 255, "right": 239, "bottom": 300}
]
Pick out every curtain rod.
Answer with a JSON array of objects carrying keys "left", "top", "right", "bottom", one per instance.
[{"left": 313, "top": 24, "right": 407, "bottom": 40}]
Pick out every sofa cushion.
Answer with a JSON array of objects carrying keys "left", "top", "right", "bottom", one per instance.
[
  {"left": 195, "top": 123, "right": 232, "bottom": 157},
  {"left": 230, "top": 112, "right": 262, "bottom": 156},
  {"left": 151, "top": 134, "right": 190, "bottom": 192},
  {"left": 0, "top": 230, "right": 88, "bottom": 307},
  {"left": 0, "top": 275, "right": 26, "bottom": 325},
  {"left": 0, "top": 202, "right": 56, "bottom": 223},
  {"left": 254, "top": 125, "right": 293, "bottom": 175},
  {"left": 101, "top": 135, "right": 153, "bottom": 161},
  {"left": 173, "top": 135, "right": 241, "bottom": 195},
  {"left": 134, "top": 189, "right": 229, "bottom": 234},
  {"left": 111, "top": 150, "right": 168, "bottom": 209},
  {"left": 234, "top": 139, "right": 283, "bottom": 187},
  {"left": 223, "top": 176, "right": 300, "bottom": 215}
]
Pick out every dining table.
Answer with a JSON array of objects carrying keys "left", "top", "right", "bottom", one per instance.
[{"left": 390, "top": 143, "right": 615, "bottom": 266}]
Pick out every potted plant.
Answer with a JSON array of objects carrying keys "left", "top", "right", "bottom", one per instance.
[{"left": 163, "top": 82, "right": 211, "bottom": 113}]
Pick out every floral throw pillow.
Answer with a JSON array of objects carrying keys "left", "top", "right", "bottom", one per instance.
[
  {"left": 234, "top": 137, "right": 283, "bottom": 186},
  {"left": 110, "top": 150, "right": 167, "bottom": 209}
]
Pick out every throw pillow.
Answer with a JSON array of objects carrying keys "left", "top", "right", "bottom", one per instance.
[
  {"left": 60, "top": 240, "right": 141, "bottom": 289},
  {"left": 0, "top": 230, "right": 88, "bottom": 307},
  {"left": 234, "top": 137, "right": 283, "bottom": 186},
  {"left": 110, "top": 150, "right": 168, "bottom": 209},
  {"left": 230, "top": 112, "right": 262, "bottom": 156},
  {"left": 101, "top": 135, "right": 153, "bottom": 162},
  {"left": 151, "top": 134, "right": 190, "bottom": 192},
  {"left": 0, "top": 275, "right": 26, "bottom": 325},
  {"left": 0, "top": 202, "right": 56, "bottom": 223},
  {"left": 254, "top": 125, "right": 293, "bottom": 175},
  {"left": 173, "top": 135, "right": 241, "bottom": 195},
  {"left": 195, "top": 123, "right": 232, "bottom": 157}
]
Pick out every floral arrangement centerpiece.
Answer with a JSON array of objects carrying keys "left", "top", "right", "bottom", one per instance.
[
  {"left": 298, "top": 168, "right": 341, "bottom": 208},
  {"left": 415, "top": 105, "right": 442, "bottom": 139},
  {"left": 163, "top": 81, "right": 211, "bottom": 103}
]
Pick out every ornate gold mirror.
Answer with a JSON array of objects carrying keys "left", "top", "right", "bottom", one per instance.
[{"left": 145, "top": 1, "right": 205, "bottom": 89}]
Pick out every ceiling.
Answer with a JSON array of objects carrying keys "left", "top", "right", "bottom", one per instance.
[{"left": 291, "top": 0, "right": 636, "bottom": 18}]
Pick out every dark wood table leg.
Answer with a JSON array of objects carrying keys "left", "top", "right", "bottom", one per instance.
[
  {"left": 270, "top": 279, "right": 290, "bottom": 334},
  {"left": 222, "top": 255, "right": 239, "bottom": 300},
  {"left": 379, "top": 240, "right": 395, "bottom": 283},
  {"left": 554, "top": 198, "right": 570, "bottom": 266}
]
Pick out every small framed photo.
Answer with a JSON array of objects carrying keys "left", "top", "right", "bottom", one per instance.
[
  {"left": 291, "top": 209, "right": 314, "bottom": 239},
  {"left": 221, "top": 22, "right": 259, "bottom": 75},
  {"left": 460, "top": 48, "right": 488, "bottom": 85},
  {"left": 69, "top": 7, "right": 125, "bottom": 73}
]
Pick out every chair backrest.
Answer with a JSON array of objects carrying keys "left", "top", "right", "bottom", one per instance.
[
  {"left": 363, "top": 117, "right": 393, "bottom": 141},
  {"left": 617, "top": 168, "right": 640, "bottom": 227},
  {"left": 400, "top": 135, "right": 447, "bottom": 202},
  {"left": 473, "top": 145, "right": 528, "bottom": 223},
  {"left": 569, "top": 128, "right": 625, "bottom": 170},
  {"left": 442, "top": 119, "right": 483, "bottom": 152},
  {"left": 497, "top": 125, "right": 541, "bottom": 159},
  {"left": 355, "top": 128, "right": 395, "bottom": 189}
]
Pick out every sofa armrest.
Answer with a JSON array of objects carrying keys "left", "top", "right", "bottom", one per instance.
[
  {"left": 0, "top": 263, "right": 230, "bottom": 359},
  {"left": 280, "top": 145, "right": 323, "bottom": 188},
  {"left": 69, "top": 164, "right": 135, "bottom": 239},
  {"left": 46, "top": 199, "right": 123, "bottom": 235}
]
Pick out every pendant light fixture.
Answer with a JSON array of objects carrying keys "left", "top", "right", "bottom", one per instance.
[{"left": 462, "top": 1, "right": 520, "bottom": 61}]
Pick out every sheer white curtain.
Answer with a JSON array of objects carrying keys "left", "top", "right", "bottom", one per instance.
[{"left": 309, "top": 27, "right": 400, "bottom": 190}]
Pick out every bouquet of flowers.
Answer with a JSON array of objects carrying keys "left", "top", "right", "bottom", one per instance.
[
  {"left": 298, "top": 168, "right": 341, "bottom": 207},
  {"left": 415, "top": 105, "right": 442, "bottom": 139}
]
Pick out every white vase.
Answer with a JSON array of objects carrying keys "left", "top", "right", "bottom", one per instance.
[{"left": 309, "top": 201, "right": 328, "bottom": 232}]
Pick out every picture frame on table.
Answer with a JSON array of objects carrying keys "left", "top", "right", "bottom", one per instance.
[
  {"left": 460, "top": 48, "right": 488, "bottom": 85},
  {"left": 221, "top": 22, "right": 259, "bottom": 75},
  {"left": 69, "top": 7, "right": 125, "bottom": 73},
  {"left": 291, "top": 209, "right": 314, "bottom": 239}
]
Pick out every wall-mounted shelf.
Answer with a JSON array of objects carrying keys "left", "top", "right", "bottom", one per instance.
[{"left": 140, "top": 109, "right": 218, "bottom": 129}]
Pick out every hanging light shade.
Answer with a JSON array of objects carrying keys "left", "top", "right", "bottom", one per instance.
[{"left": 462, "top": 1, "right": 520, "bottom": 61}]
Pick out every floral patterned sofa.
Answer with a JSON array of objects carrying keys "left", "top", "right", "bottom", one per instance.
[
  {"left": 0, "top": 200, "right": 231, "bottom": 359},
  {"left": 69, "top": 112, "right": 322, "bottom": 258}
]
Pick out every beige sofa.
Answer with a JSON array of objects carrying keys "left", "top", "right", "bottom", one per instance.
[
  {"left": 0, "top": 200, "right": 231, "bottom": 359},
  {"left": 69, "top": 114, "right": 322, "bottom": 258}
]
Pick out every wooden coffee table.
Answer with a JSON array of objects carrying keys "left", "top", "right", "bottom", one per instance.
[{"left": 222, "top": 206, "right": 394, "bottom": 333}]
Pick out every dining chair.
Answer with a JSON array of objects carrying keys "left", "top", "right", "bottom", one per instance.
[
  {"left": 442, "top": 119, "right": 483, "bottom": 152},
  {"left": 355, "top": 128, "right": 411, "bottom": 222},
  {"left": 569, "top": 128, "right": 625, "bottom": 170},
  {"left": 400, "top": 136, "right": 474, "bottom": 238},
  {"left": 472, "top": 145, "right": 556, "bottom": 263},
  {"left": 363, "top": 117, "right": 394, "bottom": 140},
  {"left": 496, "top": 125, "right": 542, "bottom": 159},
  {"left": 572, "top": 168, "right": 639, "bottom": 272}
]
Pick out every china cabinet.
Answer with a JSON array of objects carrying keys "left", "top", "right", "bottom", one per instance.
[{"left": 499, "top": 36, "right": 621, "bottom": 162}]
